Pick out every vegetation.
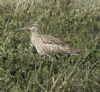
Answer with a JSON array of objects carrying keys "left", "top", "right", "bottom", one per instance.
[{"left": 0, "top": 0, "right": 100, "bottom": 92}]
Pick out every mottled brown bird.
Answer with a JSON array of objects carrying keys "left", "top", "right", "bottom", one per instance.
[{"left": 18, "top": 23, "right": 78, "bottom": 56}]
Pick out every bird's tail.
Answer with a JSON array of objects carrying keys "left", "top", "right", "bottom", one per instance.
[
  {"left": 68, "top": 50, "right": 79, "bottom": 55},
  {"left": 64, "top": 46, "right": 79, "bottom": 55}
]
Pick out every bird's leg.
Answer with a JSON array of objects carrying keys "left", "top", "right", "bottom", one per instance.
[{"left": 47, "top": 55, "right": 55, "bottom": 73}]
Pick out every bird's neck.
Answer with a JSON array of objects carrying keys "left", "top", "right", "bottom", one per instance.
[
  {"left": 31, "top": 31, "right": 41, "bottom": 45},
  {"left": 31, "top": 31, "right": 41, "bottom": 39}
]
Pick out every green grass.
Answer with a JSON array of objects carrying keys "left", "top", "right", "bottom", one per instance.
[{"left": 0, "top": 0, "right": 100, "bottom": 92}]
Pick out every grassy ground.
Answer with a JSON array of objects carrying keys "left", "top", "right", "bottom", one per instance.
[{"left": 0, "top": 0, "right": 100, "bottom": 92}]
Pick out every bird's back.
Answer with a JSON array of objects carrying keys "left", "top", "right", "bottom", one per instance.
[{"left": 31, "top": 33, "right": 77, "bottom": 55}]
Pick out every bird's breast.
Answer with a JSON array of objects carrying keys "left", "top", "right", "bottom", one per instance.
[{"left": 31, "top": 36, "right": 45, "bottom": 55}]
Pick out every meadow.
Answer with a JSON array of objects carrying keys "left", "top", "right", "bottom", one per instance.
[{"left": 0, "top": 0, "right": 100, "bottom": 92}]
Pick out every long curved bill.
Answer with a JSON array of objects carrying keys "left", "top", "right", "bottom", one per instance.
[{"left": 17, "top": 27, "right": 28, "bottom": 31}]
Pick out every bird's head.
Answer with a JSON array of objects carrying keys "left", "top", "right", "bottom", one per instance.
[
  {"left": 27, "top": 23, "right": 40, "bottom": 32},
  {"left": 17, "top": 23, "right": 41, "bottom": 33}
]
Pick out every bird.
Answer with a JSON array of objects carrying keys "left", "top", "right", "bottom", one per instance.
[{"left": 18, "top": 23, "right": 78, "bottom": 56}]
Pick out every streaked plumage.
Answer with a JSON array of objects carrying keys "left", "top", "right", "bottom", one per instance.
[{"left": 19, "top": 23, "right": 77, "bottom": 55}]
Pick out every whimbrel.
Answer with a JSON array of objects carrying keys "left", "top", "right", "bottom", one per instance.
[{"left": 18, "top": 23, "right": 78, "bottom": 56}]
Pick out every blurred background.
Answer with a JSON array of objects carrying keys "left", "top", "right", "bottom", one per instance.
[{"left": 0, "top": 0, "right": 100, "bottom": 92}]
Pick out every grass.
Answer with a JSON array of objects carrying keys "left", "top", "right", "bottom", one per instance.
[{"left": 0, "top": 0, "right": 100, "bottom": 92}]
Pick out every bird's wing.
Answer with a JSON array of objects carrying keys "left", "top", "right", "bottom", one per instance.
[
  {"left": 41, "top": 35, "right": 68, "bottom": 46},
  {"left": 40, "top": 35, "right": 78, "bottom": 55}
]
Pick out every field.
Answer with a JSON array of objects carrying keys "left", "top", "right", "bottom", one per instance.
[{"left": 0, "top": 0, "right": 100, "bottom": 92}]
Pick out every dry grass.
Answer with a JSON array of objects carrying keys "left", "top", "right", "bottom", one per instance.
[{"left": 0, "top": 0, "right": 100, "bottom": 92}]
